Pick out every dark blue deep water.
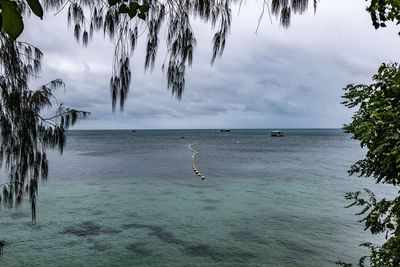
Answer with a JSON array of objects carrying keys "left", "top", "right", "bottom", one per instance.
[{"left": 0, "top": 129, "right": 395, "bottom": 266}]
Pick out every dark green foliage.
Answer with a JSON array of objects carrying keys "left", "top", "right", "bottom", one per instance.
[
  {"left": 118, "top": 3, "right": 129, "bottom": 13},
  {"left": 0, "top": 0, "right": 89, "bottom": 224},
  {"left": 108, "top": 0, "right": 119, "bottom": 7},
  {"left": 341, "top": 189, "right": 400, "bottom": 266},
  {"left": 366, "top": 0, "right": 400, "bottom": 36},
  {"left": 343, "top": 63, "right": 400, "bottom": 186},
  {"left": 0, "top": 0, "right": 44, "bottom": 39},
  {"left": 1, "top": 1, "right": 24, "bottom": 39},
  {"left": 343, "top": 2, "right": 400, "bottom": 265},
  {"left": 341, "top": 63, "right": 400, "bottom": 266},
  {"left": 115, "top": 2, "right": 148, "bottom": 20},
  {"left": 0, "top": 33, "right": 89, "bottom": 221},
  {"left": 26, "top": 0, "right": 44, "bottom": 19}
]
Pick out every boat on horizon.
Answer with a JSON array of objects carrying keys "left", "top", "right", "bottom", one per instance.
[
  {"left": 271, "top": 130, "right": 284, "bottom": 137},
  {"left": 220, "top": 129, "right": 231, "bottom": 132}
]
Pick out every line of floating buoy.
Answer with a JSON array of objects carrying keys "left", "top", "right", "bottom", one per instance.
[{"left": 189, "top": 144, "right": 205, "bottom": 180}]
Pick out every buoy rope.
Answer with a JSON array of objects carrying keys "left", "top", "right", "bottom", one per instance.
[{"left": 189, "top": 144, "right": 205, "bottom": 180}]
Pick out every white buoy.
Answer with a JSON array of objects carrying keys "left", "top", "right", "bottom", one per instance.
[{"left": 189, "top": 144, "right": 205, "bottom": 181}]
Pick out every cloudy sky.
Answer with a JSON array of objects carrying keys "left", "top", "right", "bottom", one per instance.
[{"left": 22, "top": 0, "right": 400, "bottom": 129}]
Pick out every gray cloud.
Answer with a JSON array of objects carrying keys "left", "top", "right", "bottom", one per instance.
[{"left": 20, "top": 0, "right": 400, "bottom": 129}]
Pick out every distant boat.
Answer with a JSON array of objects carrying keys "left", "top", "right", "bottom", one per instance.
[
  {"left": 131, "top": 130, "right": 137, "bottom": 133},
  {"left": 271, "top": 130, "right": 284, "bottom": 137},
  {"left": 220, "top": 129, "right": 231, "bottom": 132}
]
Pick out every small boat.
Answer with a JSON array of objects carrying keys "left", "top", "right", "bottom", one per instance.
[
  {"left": 131, "top": 130, "right": 137, "bottom": 133},
  {"left": 220, "top": 129, "right": 231, "bottom": 132},
  {"left": 271, "top": 131, "right": 284, "bottom": 137}
]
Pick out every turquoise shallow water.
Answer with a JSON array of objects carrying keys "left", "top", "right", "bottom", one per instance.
[{"left": 0, "top": 129, "right": 396, "bottom": 266}]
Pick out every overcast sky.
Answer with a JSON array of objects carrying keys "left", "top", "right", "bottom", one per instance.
[{"left": 22, "top": 0, "right": 400, "bottom": 129}]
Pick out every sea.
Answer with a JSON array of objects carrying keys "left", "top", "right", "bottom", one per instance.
[{"left": 0, "top": 129, "right": 396, "bottom": 266}]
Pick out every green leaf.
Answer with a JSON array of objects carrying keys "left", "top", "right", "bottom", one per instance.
[
  {"left": 108, "top": 0, "right": 119, "bottom": 6},
  {"left": 118, "top": 3, "right": 129, "bottom": 13},
  {"left": 1, "top": 1, "right": 24, "bottom": 39},
  {"left": 27, "top": 0, "right": 44, "bottom": 19},
  {"left": 128, "top": 8, "right": 137, "bottom": 18},
  {"left": 138, "top": 12, "right": 146, "bottom": 20},
  {"left": 139, "top": 4, "right": 149, "bottom": 13},
  {"left": 130, "top": 2, "right": 140, "bottom": 11}
]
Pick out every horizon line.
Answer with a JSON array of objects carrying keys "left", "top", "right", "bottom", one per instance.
[{"left": 67, "top": 127, "right": 343, "bottom": 131}]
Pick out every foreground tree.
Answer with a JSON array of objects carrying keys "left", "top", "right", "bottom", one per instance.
[
  {"left": 0, "top": 33, "right": 89, "bottom": 220},
  {"left": 338, "top": 63, "right": 400, "bottom": 266},
  {"left": 337, "top": 1, "right": 400, "bottom": 266}
]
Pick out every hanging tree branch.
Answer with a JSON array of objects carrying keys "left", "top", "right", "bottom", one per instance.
[
  {"left": 0, "top": 31, "right": 89, "bottom": 221},
  {"left": 39, "top": 0, "right": 317, "bottom": 110}
]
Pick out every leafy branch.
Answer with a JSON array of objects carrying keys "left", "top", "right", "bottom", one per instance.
[
  {"left": 41, "top": 0, "right": 317, "bottom": 110},
  {"left": 366, "top": 0, "right": 400, "bottom": 36},
  {"left": 0, "top": 32, "right": 89, "bottom": 221},
  {"left": 339, "top": 63, "right": 400, "bottom": 266}
]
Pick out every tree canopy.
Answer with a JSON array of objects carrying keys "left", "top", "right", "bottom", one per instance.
[
  {"left": 339, "top": 1, "right": 400, "bottom": 266},
  {"left": 343, "top": 63, "right": 400, "bottom": 186},
  {"left": 0, "top": 33, "right": 89, "bottom": 221},
  {"left": 339, "top": 63, "right": 400, "bottom": 266},
  {"left": 366, "top": 0, "right": 400, "bottom": 35}
]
